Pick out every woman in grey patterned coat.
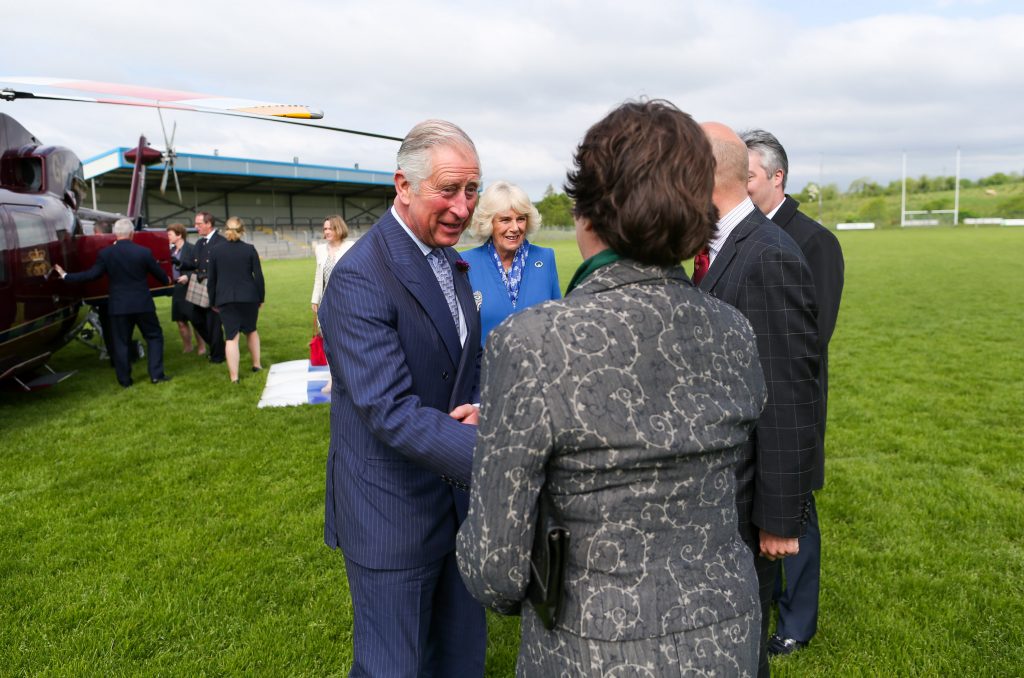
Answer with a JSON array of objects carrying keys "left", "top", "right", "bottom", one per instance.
[{"left": 456, "top": 100, "right": 768, "bottom": 676}]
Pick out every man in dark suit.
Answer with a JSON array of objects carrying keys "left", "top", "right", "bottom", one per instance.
[
  {"left": 56, "top": 218, "right": 171, "bottom": 387},
  {"left": 742, "top": 128, "right": 845, "bottom": 656},
  {"left": 184, "top": 211, "right": 226, "bottom": 363},
  {"left": 319, "top": 119, "right": 485, "bottom": 676},
  {"left": 697, "top": 122, "right": 821, "bottom": 677}
]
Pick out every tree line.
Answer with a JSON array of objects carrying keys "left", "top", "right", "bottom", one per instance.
[
  {"left": 792, "top": 171, "right": 1023, "bottom": 204},
  {"left": 533, "top": 170, "right": 1024, "bottom": 228}
]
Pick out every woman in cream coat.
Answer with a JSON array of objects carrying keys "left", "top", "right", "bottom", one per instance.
[{"left": 311, "top": 215, "right": 354, "bottom": 392}]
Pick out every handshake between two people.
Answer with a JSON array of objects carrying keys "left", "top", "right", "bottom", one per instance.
[{"left": 449, "top": 404, "right": 479, "bottom": 426}]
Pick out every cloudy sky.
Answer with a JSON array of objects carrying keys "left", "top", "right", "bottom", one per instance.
[{"left": 4, "top": 0, "right": 1023, "bottom": 200}]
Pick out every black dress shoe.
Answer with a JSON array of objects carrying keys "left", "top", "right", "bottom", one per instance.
[
  {"left": 119, "top": 380, "right": 133, "bottom": 389},
  {"left": 151, "top": 375, "right": 172, "bottom": 384},
  {"left": 209, "top": 357, "right": 225, "bottom": 364},
  {"left": 767, "top": 633, "right": 807, "bottom": 657}
]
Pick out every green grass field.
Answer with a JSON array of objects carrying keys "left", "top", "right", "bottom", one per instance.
[{"left": 1, "top": 227, "right": 1022, "bottom": 676}]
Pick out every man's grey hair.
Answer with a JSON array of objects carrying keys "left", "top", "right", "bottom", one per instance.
[
  {"left": 112, "top": 218, "right": 135, "bottom": 238},
  {"left": 739, "top": 128, "right": 789, "bottom": 190},
  {"left": 397, "top": 119, "right": 478, "bottom": 191}
]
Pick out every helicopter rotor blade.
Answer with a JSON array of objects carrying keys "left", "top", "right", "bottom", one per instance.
[
  {"left": 158, "top": 108, "right": 170, "bottom": 147},
  {"left": 0, "top": 81, "right": 402, "bottom": 142},
  {"left": 172, "top": 165, "right": 183, "bottom": 204},
  {"left": 155, "top": 109, "right": 179, "bottom": 198}
]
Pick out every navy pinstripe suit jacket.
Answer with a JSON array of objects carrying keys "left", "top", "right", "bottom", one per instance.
[
  {"left": 320, "top": 210, "right": 482, "bottom": 569},
  {"left": 700, "top": 207, "right": 821, "bottom": 542}
]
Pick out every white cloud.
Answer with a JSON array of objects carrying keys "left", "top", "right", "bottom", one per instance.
[{"left": 3, "top": 0, "right": 1023, "bottom": 198}]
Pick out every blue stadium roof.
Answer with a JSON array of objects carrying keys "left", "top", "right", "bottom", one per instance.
[{"left": 82, "top": 148, "right": 395, "bottom": 195}]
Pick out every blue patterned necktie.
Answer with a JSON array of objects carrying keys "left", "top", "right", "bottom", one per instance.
[{"left": 428, "top": 249, "right": 460, "bottom": 333}]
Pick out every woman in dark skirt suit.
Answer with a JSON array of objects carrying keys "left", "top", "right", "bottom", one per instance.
[
  {"left": 208, "top": 217, "right": 265, "bottom": 383},
  {"left": 457, "top": 100, "right": 768, "bottom": 676},
  {"left": 166, "top": 223, "right": 206, "bottom": 355}
]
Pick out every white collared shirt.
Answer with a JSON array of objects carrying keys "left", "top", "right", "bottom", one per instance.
[
  {"left": 765, "top": 196, "right": 785, "bottom": 220},
  {"left": 391, "top": 206, "right": 467, "bottom": 346},
  {"left": 708, "top": 197, "right": 756, "bottom": 265}
]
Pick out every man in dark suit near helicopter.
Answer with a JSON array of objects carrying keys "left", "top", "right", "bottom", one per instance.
[
  {"left": 182, "top": 211, "right": 226, "bottom": 363},
  {"left": 55, "top": 218, "right": 171, "bottom": 388}
]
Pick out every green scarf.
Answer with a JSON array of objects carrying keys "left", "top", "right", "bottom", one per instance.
[{"left": 565, "top": 249, "right": 622, "bottom": 295}]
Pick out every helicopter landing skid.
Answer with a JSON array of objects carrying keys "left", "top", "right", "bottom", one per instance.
[{"left": 12, "top": 364, "right": 77, "bottom": 391}]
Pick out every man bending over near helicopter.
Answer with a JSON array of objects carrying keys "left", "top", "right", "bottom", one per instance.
[{"left": 55, "top": 218, "right": 172, "bottom": 388}]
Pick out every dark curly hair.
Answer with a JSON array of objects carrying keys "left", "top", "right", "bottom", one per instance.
[{"left": 565, "top": 99, "right": 717, "bottom": 265}]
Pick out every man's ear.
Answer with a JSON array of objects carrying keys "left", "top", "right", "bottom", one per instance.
[
  {"left": 774, "top": 169, "right": 785, "bottom": 191},
  {"left": 395, "top": 170, "right": 412, "bottom": 206}
]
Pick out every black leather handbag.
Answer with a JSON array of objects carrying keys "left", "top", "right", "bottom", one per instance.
[{"left": 526, "top": 491, "right": 570, "bottom": 630}]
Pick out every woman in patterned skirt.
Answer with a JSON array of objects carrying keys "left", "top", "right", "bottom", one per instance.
[{"left": 457, "top": 100, "right": 768, "bottom": 676}]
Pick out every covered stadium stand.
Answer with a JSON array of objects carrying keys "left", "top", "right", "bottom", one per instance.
[{"left": 82, "top": 149, "right": 396, "bottom": 259}]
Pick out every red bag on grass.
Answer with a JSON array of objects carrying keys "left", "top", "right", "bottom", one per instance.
[{"left": 310, "top": 335, "right": 327, "bottom": 366}]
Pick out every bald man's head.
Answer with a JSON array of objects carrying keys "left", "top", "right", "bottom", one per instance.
[{"left": 701, "top": 121, "right": 750, "bottom": 212}]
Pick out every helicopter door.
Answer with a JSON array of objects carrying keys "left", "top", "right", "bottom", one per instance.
[
  {"left": 0, "top": 213, "right": 12, "bottom": 334},
  {"left": 7, "top": 205, "right": 53, "bottom": 279},
  {"left": 4, "top": 205, "right": 70, "bottom": 310}
]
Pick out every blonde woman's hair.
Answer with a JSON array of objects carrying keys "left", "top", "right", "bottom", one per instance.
[
  {"left": 468, "top": 181, "right": 541, "bottom": 241},
  {"left": 224, "top": 216, "right": 245, "bottom": 242}
]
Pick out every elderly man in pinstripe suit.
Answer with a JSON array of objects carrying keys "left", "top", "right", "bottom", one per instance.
[
  {"left": 319, "top": 120, "right": 485, "bottom": 677},
  {"left": 697, "top": 122, "right": 821, "bottom": 678}
]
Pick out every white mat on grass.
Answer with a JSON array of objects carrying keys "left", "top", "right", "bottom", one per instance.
[{"left": 257, "top": 359, "right": 331, "bottom": 408}]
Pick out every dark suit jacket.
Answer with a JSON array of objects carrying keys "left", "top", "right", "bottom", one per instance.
[
  {"left": 64, "top": 239, "right": 169, "bottom": 315},
  {"left": 771, "top": 196, "right": 844, "bottom": 466},
  {"left": 171, "top": 241, "right": 196, "bottom": 280},
  {"left": 181, "top": 231, "right": 225, "bottom": 280},
  {"left": 699, "top": 207, "right": 820, "bottom": 541},
  {"left": 319, "top": 209, "right": 482, "bottom": 570},
  {"left": 207, "top": 241, "right": 265, "bottom": 307}
]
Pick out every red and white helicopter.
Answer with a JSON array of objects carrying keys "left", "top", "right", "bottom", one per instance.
[{"left": 0, "top": 78, "right": 399, "bottom": 390}]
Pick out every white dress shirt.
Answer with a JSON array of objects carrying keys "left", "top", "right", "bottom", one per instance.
[{"left": 708, "top": 197, "right": 756, "bottom": 265}]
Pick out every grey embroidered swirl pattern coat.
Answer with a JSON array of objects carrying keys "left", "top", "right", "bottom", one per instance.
[{"left": 457, "top": 259, "right": 769, "bottom": 676}]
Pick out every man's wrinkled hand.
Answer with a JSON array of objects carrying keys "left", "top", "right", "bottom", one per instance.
[
  {"left": 449, "top": 404, "right": 479, "bottom": 425},
  {"left": 759, "top": 530, "right": 799, "bottom": 561}
]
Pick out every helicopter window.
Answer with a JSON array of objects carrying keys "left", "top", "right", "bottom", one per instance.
[
  {"left": 0, "top": 224, "right": 6, "bottom": 284},
  {"left": 15, "top": 158, "right": 43, "bottom": 192},
  {"left": 10, "top": 208, "right": 50, "bottom": 248},
  {"left": 48, "top": 149, "right": 84, "bottom": 199},
  {"left": 56, "top": 210, "right": 74, "bottom": 236}
]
